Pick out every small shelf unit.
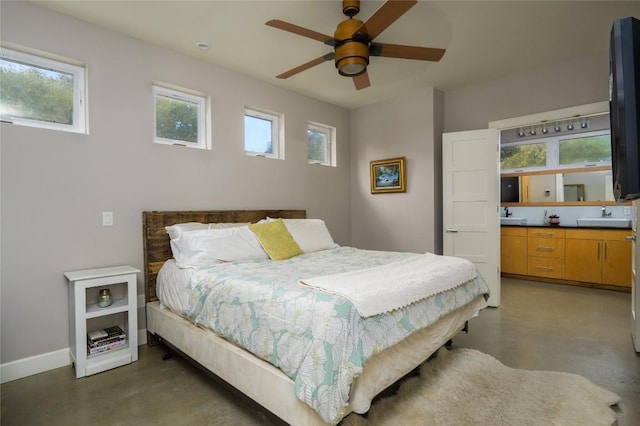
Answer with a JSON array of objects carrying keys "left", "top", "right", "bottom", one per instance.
[{"left": 65, "top": 265, "right": 139, "bottom": 378}]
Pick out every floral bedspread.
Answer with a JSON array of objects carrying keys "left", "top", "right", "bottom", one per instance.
[{"left": 183, "top": 247, "right": 489, "bottom": 424}]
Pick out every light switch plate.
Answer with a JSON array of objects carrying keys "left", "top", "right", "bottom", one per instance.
[
  {"left": 624, "top": 206, "right": 632, "bottom": 215},
  {"left": 102, "top": 211, "right": 113, "bottom": 226}
]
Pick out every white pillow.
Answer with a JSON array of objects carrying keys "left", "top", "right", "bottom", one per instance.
[
  {"left": 165, "top": 222, "right": 208, "bottom": 240},
  {"left": 171, "top": 226, "right": 268, "bottom": 268},
  {"left": 165, "top": 222, "right": 249, "bottom": 240},
  {"left": 209, "top": 222, "right": 250, "bottom": 229},
  {"left": 267, "top": 218, "right": 338, "bottom": 253}
]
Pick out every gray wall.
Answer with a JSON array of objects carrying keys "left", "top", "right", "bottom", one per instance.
[
  {"left": 350, "top": 88, "right": 443, "bottom": 254},
  {"left": 444, "top": 53, "right": 610, "bottom": 132},
  {"left": 0, "top": 1, "right": 350, "bottom": 364}
]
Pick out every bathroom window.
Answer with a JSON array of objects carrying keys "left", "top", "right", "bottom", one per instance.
[
  {"left": 559, "top": 133, "right": 611, "bottom": 166},
  {"left": 500, "top": 141, "right": 547, "bottom": 170},
  {"left": 501, "top": 129, "right": 610, "bottom": 172}
]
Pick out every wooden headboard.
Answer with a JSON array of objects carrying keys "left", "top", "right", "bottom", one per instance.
[{"left": 142, "top": 210, "right": 306, "bottom": 303}]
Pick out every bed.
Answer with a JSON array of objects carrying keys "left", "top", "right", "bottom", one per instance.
[{"left": 143, "top": 210, "right": 489, "bottom": 425}]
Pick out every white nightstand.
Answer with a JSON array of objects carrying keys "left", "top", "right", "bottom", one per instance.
[{"left": 64, "top": 265, "right": 139, "bottom": 378}]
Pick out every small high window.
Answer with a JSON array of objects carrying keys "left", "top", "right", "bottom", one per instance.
[
  {"left": 307, "top": 122, "right": 335, "bottom": 166},
  {"left": 244, "top": 107, "right": 283, "bottom": 159},
  {"left": 0, "top": 47, "right": 87, "bottom": 133},
  {"left": 153, "top": 84, "right": 209, "bottom": 149}
]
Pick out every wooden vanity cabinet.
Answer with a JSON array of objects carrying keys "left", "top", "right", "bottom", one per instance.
[
  {"left": 527, "top": 228, "right": 565, "bottom": 279},
  {"left": 603, "top": 239, "right": 632, "bottom": 286},
  {"left": 565, "top": 229, "right": 632, "bottom": 288},
  {"left": 501, "top": 227, "right": 527, "bottom": 275}
]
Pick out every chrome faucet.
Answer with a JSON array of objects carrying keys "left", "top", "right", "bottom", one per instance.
[
  {"left": 602, "top": 206, "right": 612, "bottom": 217},
  {"left": 504, "top": 207, "right": 512, "bottom": 217}
]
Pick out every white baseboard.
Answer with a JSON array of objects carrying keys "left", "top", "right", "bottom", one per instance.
[
  {"left": 1, "top": 328, "right": 147, "bottom": 384},
  {"left": 0, "top": 348, "right": 70, "bottom": 384}
]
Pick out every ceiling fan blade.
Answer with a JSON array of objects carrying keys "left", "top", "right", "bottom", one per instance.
[
  {"left": 353, "top": 71, "right": 371, "bottom": 90},
  {"left": 370, "top": 42, "right": 446, "bottom": 61},
  {"left": 276, "top": 53, "right": 335, "bottom": 79},
  {"left": 266, "top": 19, "right": 335, "bottom": 45},
  {"left": 355, "top": 0, "right": 417, "bottom": 40}
]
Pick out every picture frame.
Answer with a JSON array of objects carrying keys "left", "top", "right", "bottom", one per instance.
[{"left": 370, "top": 157, "right": 406, "bottom": 194}]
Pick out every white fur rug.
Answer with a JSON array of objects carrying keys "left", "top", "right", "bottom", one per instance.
[{"left": 342, "top": 348, "right": 620, "bottom": 426}]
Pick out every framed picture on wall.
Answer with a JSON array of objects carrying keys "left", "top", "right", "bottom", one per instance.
[{"left": 370, "top": 157, "right": 406, "bottom": 194}]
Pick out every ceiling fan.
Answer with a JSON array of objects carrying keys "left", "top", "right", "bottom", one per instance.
[{"left": 266, "top": 0, "right": 446, "bottom": 90}]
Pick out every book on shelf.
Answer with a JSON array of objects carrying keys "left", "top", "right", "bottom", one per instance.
[
  {"left": 87, "top": 325, "right": 125, "bottom": 346},
  {"left": 88, "top": 334, "right": 125, "bottom": 348},
  {"left": 87, "top": 339, "right": 127, "bottom": 355}
]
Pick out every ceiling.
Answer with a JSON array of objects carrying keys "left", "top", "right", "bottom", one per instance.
[{"left": 32, "top": 1, "right": 640, "bottom": 110}]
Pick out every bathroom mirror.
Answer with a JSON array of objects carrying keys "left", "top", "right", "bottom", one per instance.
[
  {"left": 500, "top": 166, "right": 623, "bottom": 205},
  {"left": 563, "top": 184, "right": 585, "bottom": 202}
]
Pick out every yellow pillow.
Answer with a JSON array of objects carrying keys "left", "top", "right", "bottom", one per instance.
[{"left": 249, "top": 219, "right": 303, "bottom": 260}]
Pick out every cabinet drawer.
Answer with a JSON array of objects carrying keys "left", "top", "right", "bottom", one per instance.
[
  {"left": 565, "top": 228, "right": 632, "bottom": 241},
  {"left": 528, "top": 237, "right": 565, "bottom": 259},
  {"left": 527, "top": 228, "right": 565, "bottom": 239},
  {"left": 528, "top": 257, "right": 564, "bottom": 279},
  {"left": 501, "top": 227, "right": 528, "bottom": 237}
]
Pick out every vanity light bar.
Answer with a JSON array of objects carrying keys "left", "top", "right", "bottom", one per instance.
[{"left": 517, "top": 117, "right": 590, "bottom": 137}]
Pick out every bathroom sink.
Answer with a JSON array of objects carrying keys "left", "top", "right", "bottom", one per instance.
[
  {"left": 576, "top": 217, "right": 631, "bottom": 228},
  {"left": 501, "top": 217, "right": 528, "bottom": 226}
]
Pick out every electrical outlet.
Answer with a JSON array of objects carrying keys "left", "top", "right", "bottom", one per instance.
[
  {"left": 624, "top": 206, "right": 632, "bottom": 215},
  {"left": 102, "top": 211, "right": 114, "bottom": 226}
]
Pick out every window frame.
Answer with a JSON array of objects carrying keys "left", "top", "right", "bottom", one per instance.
[
  {"left": 0, "top": 47, "right": 87, "bottom": 134},
  {"left": 153, "top": 84, "right": 209, "bottom": 150},
  {"left": 500, "top": 139, "right": 550, "bottom": 173},
  {"left": 244, "top": 107, "right": 283, "bottom": 159},
  {"left": 501, "top": 129, "right": 611, "bottom": 173},
  {"left": 557, "top": 131, "right": 612, "bottom": 167},
  {"left": 307, "top": 121, "right": 335, "bottom": 166}
]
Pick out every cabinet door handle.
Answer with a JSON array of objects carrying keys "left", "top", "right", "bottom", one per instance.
[
  {"left": 626, "top": 236, "right": 636, "bottom": 242},
  {"left": 536, "top": 266, "right": 554, "bottom": 271},
  {"left": 597, "top": 242, "right": 601, "bottom": 261},
  {"left": 445, "top": 228, "right": 458, "bottom": 233},
  {"left": 604, "top": 242, "right": 607, "bottom": 260},
  {"left": 535, "top": 233, "right": 554, "bottom": 237},
  {"left": 536, "top": 246, "right": 553, "bottom": 251}
]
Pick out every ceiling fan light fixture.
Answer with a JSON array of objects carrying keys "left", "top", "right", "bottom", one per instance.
[
  {"left": 334, "top": 19, "right": 369, "bottom": 77},
  {"left": 336, "top": 52, "right": 368, "bottom": 76}
]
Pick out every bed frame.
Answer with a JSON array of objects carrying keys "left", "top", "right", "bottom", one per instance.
[{"left": 142, "top": 210, "right": 487, "bottom": 425}]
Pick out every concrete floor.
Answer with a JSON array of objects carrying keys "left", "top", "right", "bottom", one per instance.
[
  {"left": 2, "top": 278, "right": 639, "bottom": 425},
  {"left": 452, "top": 277, "right": 639, "bottom": 426}
]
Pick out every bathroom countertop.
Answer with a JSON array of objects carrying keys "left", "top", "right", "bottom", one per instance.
[{"left": 500, "top": 224, "right": 632, "bottom": 230}]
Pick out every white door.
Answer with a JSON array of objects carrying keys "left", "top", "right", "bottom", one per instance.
[{"left": 443, "top": 129, "right": 500, "bottom": 307}]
